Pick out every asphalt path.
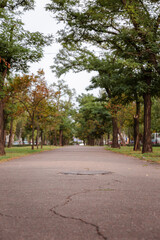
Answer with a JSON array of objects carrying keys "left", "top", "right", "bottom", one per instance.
[{"left": 0, "top": 146, "right": 160, "bottom": 240}]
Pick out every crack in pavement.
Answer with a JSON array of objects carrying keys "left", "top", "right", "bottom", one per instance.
[
  {"left": 0, "top": 180, "right": 118, "bottom": 224},
  {"left": 0, "top": 190, "right": 99, "bottom": 220},
  {"left": 52, "top": 209, "right": 107, "bottom": 240},
  {"left": 51, "top": 190, "right": 93, "bottom": 210},
  {"left": 50, "top": 190, "right": 108, "bottom": 240},
  {"left": 0, "top": 190, "right": 108, "bottom": 239}
]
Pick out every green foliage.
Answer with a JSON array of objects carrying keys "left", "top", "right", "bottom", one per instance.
[
  {"left": 0, "top": 0, "right": 52, "bottom": 80},
  {"left": 75, "top": 94, "right": 111, "bottom": 143},
  {"left": 12, "top": 70, "right": 49, "bottom": 119},
  {"left": 47, "top": 0, "right": 160, "bottom": 152},
  {"left": 4, "top": 73, "right": 76, "bottom": 147},
  {"left": 49, "top": 79, "right": 76, "bottom": 145},
  {"left": 47, "top": 0, "right": 160, "bottom": 94},
  {"left": 0, "top": 19, "right": 52, "bottom": 73},
  {"left": 0, "top": 1, "right": 35, "bottom": 11},
  {"left": 0, "top": 0, "right": 53, "bottom": 154}
]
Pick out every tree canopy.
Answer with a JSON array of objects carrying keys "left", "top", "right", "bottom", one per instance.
[
  {"left": 0, "top": 0, "right": 53, "bottom": 155},
  {"left": 46, "top": 0, "right": 160, "bottom": 152}
]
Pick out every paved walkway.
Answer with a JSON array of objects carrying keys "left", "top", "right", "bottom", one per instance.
[{"left": 0, "top": 146, "right": 160, "bottom": 240}]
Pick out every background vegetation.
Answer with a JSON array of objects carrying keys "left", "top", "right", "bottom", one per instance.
[{"left": 1, "top": 1, "right": 160, "bottom": 160}]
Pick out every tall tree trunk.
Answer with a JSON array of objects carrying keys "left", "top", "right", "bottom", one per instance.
[
  {"left": 4, "top": 130, "right": 6, "bottom": 147},
  {"left": 18, "top": 127, "right": 22, "bottom": 144},
  {"left": 0, "top": 99, "right": 5, "bottom": 155},
  {"left": 142, "top": 92, "right": 152, "bottom": 153},
  {"left": 100, "top": 136, "right": 104, "bottom": 146},
  {"left": 128, "top": 130, "right": 131, "bottom": 144},
  {"left": 31, "top": 118, "right": 35, "bottom": 150},
  {"left": 54, "top": 130, "right": 57, "bottom": 146},
  {"left": 90, "top": 138, "right": 95, "bottom": 146},
  {"left": 118, "top": 128, "right": 126, "bottom": 146},
  {"left": 111, "top": 117, "right": 119, "bottom": 148},
  {"left": 0, "top": 69, "right": 7, "bottom": 155},
  {"left": 41, "top": 130, "right": 43, "bottom": 149},
  {"left": 36, "top": 124, "right": 39, "bottom": 149},
  {"left": 133, "top": 100, "right": 141, "bottom": 151},
  {"left": 3, "top": 113, "right": 8, "bottom": 148},
  {"left": 107, "top": 132, "right": 110, "bottom": 145},
  {"left": 8, "top": 117, "right": 14, "bottom": 148},
  {"left": 87, "top": 136, "right": 95, "bottom": 146},
  {"left": 43, "top": 133, "right": 46, "bottom": 145},
  {"left": 59, "top": 129, "right": 63, "bottom": 146},
  {"left": 105, "top": 88, "right": 119, "bottom": 148}
]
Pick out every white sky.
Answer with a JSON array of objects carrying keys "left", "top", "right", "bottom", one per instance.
[{"left": 22, "top": 0, "right": 99, "bottom": 97}]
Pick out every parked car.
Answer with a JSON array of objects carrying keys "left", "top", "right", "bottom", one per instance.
[
  {"left": 13, "top": 141, "right": 20, "bottom": 145},
  {"left": 79, "top": 142, "right": 84, "bottom": 146},
  {"left": 151, "top": 133, "right": 160, "bottom": 145}
]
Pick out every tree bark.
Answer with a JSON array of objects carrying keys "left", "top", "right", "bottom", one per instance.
[
  {"left": 18, "top": 127, "right": 22, "bottom": 144},
  {"left": 87, "top": 136, "right": 95, "bottom": 146},
  {"left": 107, "top": 132, "right": 110, "bottom": 145},
  {"left": 36, "top": 124, "right": 39, "bottom": 149},
  {"left": 128, "top": 129, "right": 131, "bottom": 144},
  {"left": 0, "top": 68, "right": 7, "bottom": 155},
  {"left": 41, "top": 129, "right": 43, "bottom": 149},
  {"left": 8, "top": 117, "right": 14, "bottom": 148},
  {"left": 43, "top": 133, "right": 46, "bottom": 145},
  {"left": 54, "top": 130, "right": 57, "bottom": 146},
  {"left": 118, "top": 128, "right": 126, "bottom": 146},
  {"left": 133, "top": 100, "right": 141, "bottom": 151},
  {"left": 59, "top": 129, "right": 63, "bottom": 146},
  {"left": 142, "top": 92, "right": 152, "bottom": 153},
  {"left": 0, "top": 99, "right": 5, "bottom": 155},
  {"left": 111, "top": 117, "right": 119, "bottom": 148},
  {"left": 31, "top": 117, "right": 35, "bottom": 150},
  {"left": 100, "top": 136, "right": 104, "bottom": 146}
]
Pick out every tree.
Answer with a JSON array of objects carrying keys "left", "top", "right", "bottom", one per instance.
[
  {"left": 75, "top": 94, "right": 111, "bottom": 145},
  {"left": 0, "top": 1, "right": 52, "bottom": 155},
  {"left": 51, "top": 46, "right": 142, "bottom": 149},
  {"left": 12, "top": 70, "right": 49, "bottom": 150},
  {"left": 46, "top": 0, "right": 160, "bottom": 153},
  {"left": 5, "top": 92, "right": 24, "bottom": 148},
  {"left": 49, "top": 79, "right": 76, "bottom": 146}
]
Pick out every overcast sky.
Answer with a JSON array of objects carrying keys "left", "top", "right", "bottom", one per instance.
[{"left": 22, "top": 0, "right": 99, "bottom": 97}]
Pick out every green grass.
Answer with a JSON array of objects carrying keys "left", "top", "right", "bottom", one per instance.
[
  {"left": 105, "top": 146, "right": 160, "bottom": 163},
  {"left": 0, "top": 146, "right": 58, "bottom": 162}
]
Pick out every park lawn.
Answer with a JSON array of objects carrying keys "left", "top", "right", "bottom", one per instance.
[
  {"left": 0, "top": 146, "right": 58, "bottom": 163},
  {"left": 105, "top": 146, "right": 160, "bottom": 163}
]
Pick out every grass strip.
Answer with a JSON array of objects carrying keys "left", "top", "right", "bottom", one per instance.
[
  {"left": 0, "top": 146, "right": 58, "bottom": 163},
  {"left": 105, "top": 146, "right": 160, "bottom": 163}
]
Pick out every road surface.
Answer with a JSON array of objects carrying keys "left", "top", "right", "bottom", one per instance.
[{"left": 0, "top": 146, "right": 160, "bottom": 240}]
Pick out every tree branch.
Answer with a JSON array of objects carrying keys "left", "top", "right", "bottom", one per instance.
[
  {"left": 139, "top": 0, "right": 150, "bottom": 17},
  {"left": 15, "top": 97, "right": 32, "bottom": 119},
  {"left": 10, "top": 0, "right": 34, "bottom": 10}
]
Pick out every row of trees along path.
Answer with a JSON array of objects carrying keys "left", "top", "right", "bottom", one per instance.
[
  {"left": 46, "top": 0, "right": 160, "bottom": 153},
  {"left": 1, "top": 1, "right": 160, "bottom": 154},
  {"left": 0, "top": 1, "right": 52, "bottom": 155},
  {"left": 4, "top": 73, "right": 75, "bottom": 152}
]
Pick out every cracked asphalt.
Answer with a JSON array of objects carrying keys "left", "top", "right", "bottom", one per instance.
[{"left": 0, "top": 146, "right": 160, "bottom": 240}]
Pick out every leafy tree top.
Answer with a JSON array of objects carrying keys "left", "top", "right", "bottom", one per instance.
[
  {"left": 46, "top": 0, "right": 160, "bottom": 73},
  {"left": 0, "top": 0, "right": 53, "bottom": 75}
]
